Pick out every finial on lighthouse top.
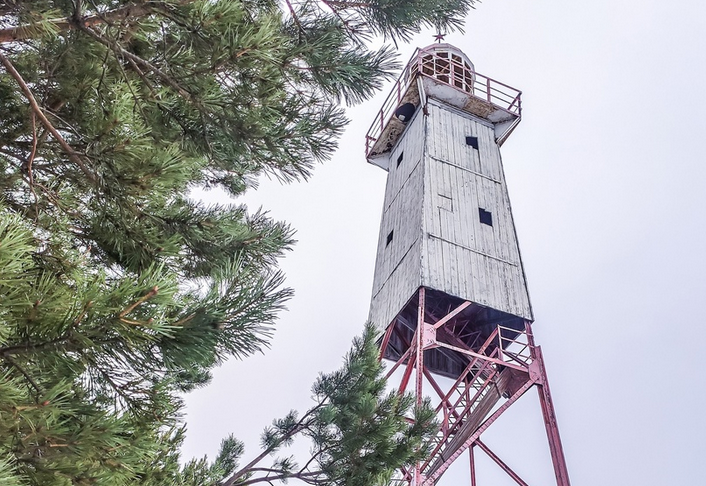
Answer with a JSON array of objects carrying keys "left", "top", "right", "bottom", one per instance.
[{"left": 365, "top": 43, "right": 523, "bottom": 166}]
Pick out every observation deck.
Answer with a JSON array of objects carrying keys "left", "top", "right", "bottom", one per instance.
[{"left": 365, "top": 44, "right": 522, "bottom": 168}]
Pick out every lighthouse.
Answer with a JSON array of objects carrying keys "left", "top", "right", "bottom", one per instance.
[{"left": 365, "top": 43, "right": 571, "bottom": 485}]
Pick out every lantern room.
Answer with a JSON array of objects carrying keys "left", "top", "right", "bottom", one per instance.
[{"left": 365, "top": 43, "right": 522, "bottom": 167}]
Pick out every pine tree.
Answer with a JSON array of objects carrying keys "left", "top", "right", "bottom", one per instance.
[
  {"left": 181, "top": 325, "right": 436, "bottom": 486},
  {"left": 0, "top": 1, "right": 474, "bottom": 484}
]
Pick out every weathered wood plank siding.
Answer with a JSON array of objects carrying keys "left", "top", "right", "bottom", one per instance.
[
  {"left": 369, "top": 99, "right": 532, "bottom": 330},
  {"left": 422, "top": 101, "right": 532, "bottom": 319},
  {"left": 369, "top": 109, "right": 426, "bottom": 330}
]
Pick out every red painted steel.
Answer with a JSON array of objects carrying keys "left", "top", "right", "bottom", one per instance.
[
  {"left": 469, "top": 447, "right": 477, "bottom": 486},
  {"left": 431, "top": 301, "right": 471, "bottom": 329},
  {"left": 527, "top": 323, "right": 572, "bottom": 485},
  {"left": 378, "top": 291, "right": 570, "bottom": 486},
  {"left": 476, "top": 440, "right": 529, "bottom": 486},
  {"left": 413, "top": 288, "right": 426, "bottom": 486},
  {"left": 379, "top": 324, "right": 395, "bottom": 363}
]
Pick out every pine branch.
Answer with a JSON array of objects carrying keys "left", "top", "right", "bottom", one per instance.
[
  {"left": 0, "top": 1, "right": 157, "bottom": 44},
  {"left": 236, "top": 470, "right": 321, "bottom": 486},
  {"left": 118, "top": 286, "right": 159, "bottom": 318},
  {"left": 321, "top": 1, "right": 373, "bottom": 9},
  {"left": 0, "top": 51, "right": 98, "bottom": 184},
  {"left": 0, "top": 335, "right": 73, "bottom": 358},
  {"left": 4, "top": 357, "right": 42, "bottom": 395},
  {"left": 222, "top": 404, "right": 326, "bottom": 486},
  {"left": 79, "top": 25, "right": 194, "bottom": 101}
]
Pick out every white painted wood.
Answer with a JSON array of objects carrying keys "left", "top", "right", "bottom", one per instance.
[{"left": 369, "top": 98, "right": 532, "bottom": 331}]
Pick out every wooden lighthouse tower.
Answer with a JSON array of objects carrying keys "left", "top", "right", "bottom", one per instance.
[{"left": 365, "top": 43, "right": 571, "bottom": 485}]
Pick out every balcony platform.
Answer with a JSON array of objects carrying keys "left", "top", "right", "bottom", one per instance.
[{"left": 366, "top": 44, "right": 522, "bottom": 167}]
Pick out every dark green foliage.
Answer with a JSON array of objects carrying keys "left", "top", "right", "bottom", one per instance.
[
  {"left": 219, "top": 324, "right": 436, "bottom": 486},
  {"left": 307, "top": 324, "right": 436, "bottom": 486},
  {"left": 0, "top": 0, "right": 473, "bottom": 484}
]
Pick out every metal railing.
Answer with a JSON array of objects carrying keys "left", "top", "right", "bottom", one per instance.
[
  {"left": 497, "top": 324, "right": 533, "bottom": 366},
  {"left": 365, "top": 47, "right": 522, "bottom": 158}
]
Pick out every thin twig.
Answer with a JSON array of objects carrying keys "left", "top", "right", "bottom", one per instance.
[
  {"left": 297, "top": 444, "right": 331, "bottom": 477},
  {"left": 5, "top": 357, "right": 42, "bottom": 395},
  {"left": 0, "top": 333, "right": 74, "bottom": 357},
  {"left": 73, "top": 301, "right": 94, "bottom": 326},
  {"left": 119, "top": 317, "right": 154, "bottom": 325},
  {"left": 0, "top": 51, "right": 98, "bottom": 183},
  {"left": 26, "top": 111, "right": 39, "bottom": 209},
  {"left": 83, "top": 354, "right": 140, "bottom": 410},
  {"left": 284, "top": 0, "right": 306, "bottom": 34},
  {"left": 171, "top": 313, "right": 196, "bottom": 326},
  {"left": 237, "top": 471, "right": 320, "bottom": 486},
  {"left": 72, "top": 0, "right": 84, "bottom": 22},
  {"left": 321, "top": 1, "right": 373, "bottom": 8},
  {"left": 118, "top": 286, "right": 159, "bottom": 318},
  {"left": 318, "top": 0, "right": 357, "bottom": 38}
]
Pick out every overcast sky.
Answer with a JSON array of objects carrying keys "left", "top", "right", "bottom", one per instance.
[{"left": 182, "top": 1, "right": 706, "bottom": 484}]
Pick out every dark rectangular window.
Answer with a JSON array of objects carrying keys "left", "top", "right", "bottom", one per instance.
[
  {"left": 396, "top": 152, "right": 404, "bottom": 167},
  {"left": 466, "top": 136, "right": 479, "bottom": 149},
  {"left": 479, "top": 208, "right": 493, "bottom": 226},
  {"left": 386, "top": 230, "right": 394, "bottom": 246}
]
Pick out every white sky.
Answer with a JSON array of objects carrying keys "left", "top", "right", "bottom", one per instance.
[{"left": 182, "top": 1, "right": 706, "bottom": 484}]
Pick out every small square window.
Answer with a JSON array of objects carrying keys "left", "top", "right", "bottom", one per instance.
[
  {"left": 386, "top": 230, "right": 394, "bottom": 247},
  {"left": 397, "top": 152, "right": 404, "bottom": 167},
  {"left": 479, "top": 208, "right": 493, "bottom": 226},
  {"left": 466, "top": 136, "right": 479, "bottom": 149}
]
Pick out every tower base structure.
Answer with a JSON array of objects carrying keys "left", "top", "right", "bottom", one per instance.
[{"left": 379, "top": 288, "right": 571, "bottom": 486}]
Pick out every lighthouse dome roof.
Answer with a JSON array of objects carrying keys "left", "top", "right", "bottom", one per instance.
[{"left": 413, "top": 43, "right": 475, "bottom": 72}]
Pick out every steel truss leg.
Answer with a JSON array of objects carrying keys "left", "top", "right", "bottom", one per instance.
[
  {"left": 414, "top": 288, "right": 426, "bottom": 486},
  {"left": 469, "top": 446, "right": 477, "bottom": 486},
  {"left": 526, "top": 322, "right": 571, "bottom": 486}
]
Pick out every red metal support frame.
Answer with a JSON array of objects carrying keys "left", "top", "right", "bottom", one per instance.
[
  {"left": 526, "top": 322, "right": 571, "bottom": 486},
  {"left": 379, "top": 296, "right": 570, "bottom": 486},
  {"left": 469, "top": 446, "right": 477, "bottom": 486},
  {"left": 423, "top": 377, "right": 537, "bottom": 485},
  {"left": 475, "top": 440, "right": 529, "bottom": 486},
  {"left": 378, "top": 323, "right": 395, "bottom": 363},
  {"left": 414, "top": 288, "right": 426, "bottom": 486},
  {"left": 415, "top": 287, "right": 426, "bottom": 409}
]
